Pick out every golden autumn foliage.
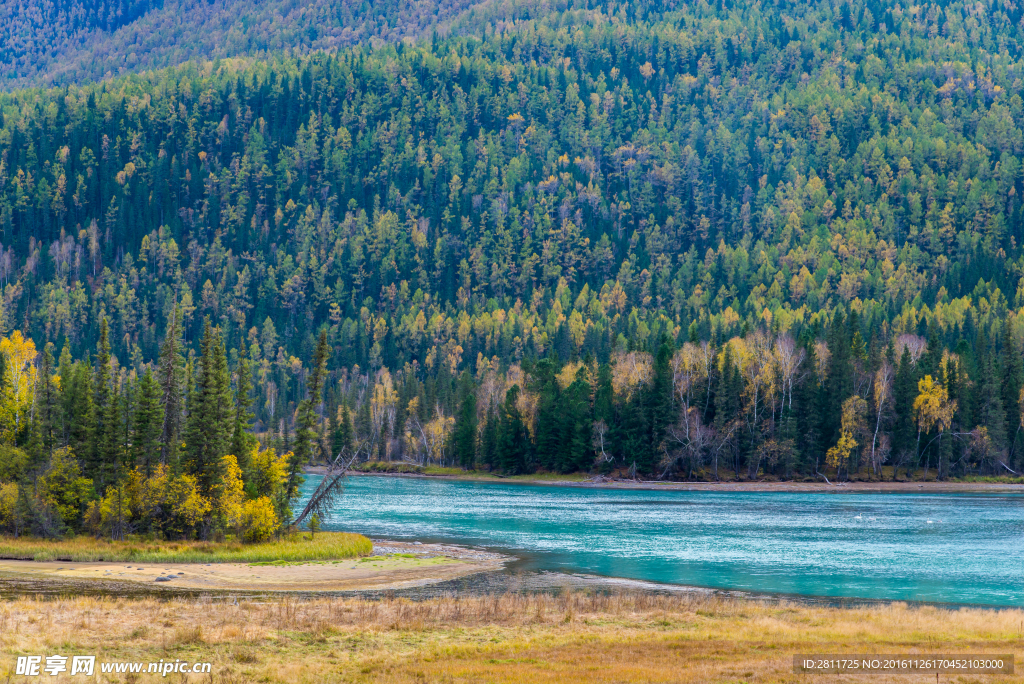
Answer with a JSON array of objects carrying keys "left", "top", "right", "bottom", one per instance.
[
  {"left": 611, "top": 350, "right": 652, "bottom": 398},
  {"left": 0, "top": 331, "right": 37, "bottom": 442},
  {"left": 91, "top": 483, "right": 133, "bottom": 540},
  {"left": 914, "top": 375, "right": 957, "bottom": 435},
  {"left": 165, "top": 474, "right": 211, "bottom": 529},
  {"left": 826, "top": 396, "right": 868, "bottom": 476},
  {"left": 0, "top": 482, "right": 17, "bottom": 530},
  {"left": 249, "top": 447, "right": 289, "bottom": 499},
  {"left": 38, "top": 447, "right": 91, "bottom": 529},
  {"left": 215, "top": 454, "right": 245, "bottom": 528},
  {"left": 239, "top": 496, "right": 279, "bottom": 542}
]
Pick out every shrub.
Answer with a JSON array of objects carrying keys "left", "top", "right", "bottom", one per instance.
[
  {"left": 38, "top": 447, "right": 91, "bottom": 531},
  {"left": 0, "top": 482, "right": 17, "bottom": 532},
  {"left": 239, "top": 496, "right": 279, "bottom": 543}
]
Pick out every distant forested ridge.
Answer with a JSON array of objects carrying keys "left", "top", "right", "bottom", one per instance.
[
  {"left": 0, "top": 0, "right": 504, "bottom": 89},
  {"left": 0, "top": 0, "right": 1022, "bottom": 529}
]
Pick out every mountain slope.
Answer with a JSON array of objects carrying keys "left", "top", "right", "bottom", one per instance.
[
  {"left": 0, "top": 0, "right": 1023, "bottom": 476},
  {"left": 0, "top": 0, "right": 497, "bottom": 89}
]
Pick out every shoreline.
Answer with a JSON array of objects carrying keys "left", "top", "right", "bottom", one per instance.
[
  {"left": 0, "top": 540, "right": 508, "bottom": 594},
  {"left": 1, "top": 537, "right": 1018, "bottom": 609},
  {"left": 316, "top": 468, "right": 1024, "bottom": 493}
]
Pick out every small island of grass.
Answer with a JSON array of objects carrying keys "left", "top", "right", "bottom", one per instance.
[
  {"left": 0, "top": 538, "right": 505, "bottom": 592},
  {"left": 0, "top": 531, "right": 372, "bottom": 564}
]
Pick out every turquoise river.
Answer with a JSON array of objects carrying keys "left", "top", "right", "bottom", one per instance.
[{"left": 300, "top": 475, "right": 1024, "bottom": 607}]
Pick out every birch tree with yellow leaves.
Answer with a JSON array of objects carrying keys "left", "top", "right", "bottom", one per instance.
[
  {"left": 870, "top": 361, "right": 895, "bottom": 477},
  {"left": 0, "top": 331, "right": 37, "bottom": 443},
  {"left": 913, "top": 375, "right": 957, "bottom": 481},
  {"left": 369, "top": 369, "right": 399, "bottom": 460},
  {"left": 825, "top": 396, "right": 868, "bottom": 482}
]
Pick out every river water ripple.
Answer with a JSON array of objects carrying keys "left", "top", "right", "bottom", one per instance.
[{"left": 301, "top": 475, "right": 1024, "bottom": 607}]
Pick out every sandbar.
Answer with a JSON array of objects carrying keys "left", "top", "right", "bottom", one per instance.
[{"left": 0, "top": 540, "right": 506, "bottom": 592}]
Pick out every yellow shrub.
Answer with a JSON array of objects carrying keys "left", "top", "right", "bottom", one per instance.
[
  {"left": 0, "top": 482, "right": 17, "bottom": 529},
  {"left": 249, "top": 447, "right": 288, "bottom": 498},
  {"left": 215, "top": 455, "right": 244, "bottom": 528},
  {"left": 239, "top": 496, "right": 279, "bottom": 543},
  {"left": 95, "top": 483, "right": 134, "bottom": 538},
  {"left": 165, "top": 473, "right": 211, "bottom": 530},
  {"left": 38, "top": 447, "right": 91, "bottom": 529}
]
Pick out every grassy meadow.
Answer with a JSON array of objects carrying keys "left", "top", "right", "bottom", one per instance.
[
  {"left": 0, "top": 592, "right": 1019, "bottom": 683},
  {"left": 0, "top": 532, "right": 372, "bottom": 563}
]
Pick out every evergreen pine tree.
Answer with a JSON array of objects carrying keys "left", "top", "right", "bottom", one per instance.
[
  {"left": 230, "top": 344, "right": 258, "bottom": 471},
  {"left": 823, "top": 314, "right": 852, "bottom": 450},
  {"left": 333, "top": 402, "right": 354, "bottom": 459},
  {"left": 90, "top": 318, "right": 117, "bottom": 488},
  {"left": 31, "top": 343, "right": 59, "bottom": 464},
  {"left": 533, "top": 359, "right": 562, "bottom": 471},
  {"left": 183, "top": 320, "right": 233, "bottom": 497},
  {"left": 63, "top": 359, "right": 94, "bottom": 467},
  {"left": 480, "top": 403, "right": 498, "bottom": 469},
  {"left": 158, "top": 305, "right": 185, "bottom": 466},
  {"left": 892, "top": 346, "right": 917, "bottom": 477},
  {"left": 794, "top": 337, "right": 821, "bottom": 475},
  {"left": 496, "top": 385, "right": 529, "bottom": 474},
  {"left": 564, "top": 369, "right": 593, "bottom": 473},
  {"left": 118, "top": 372, "right": 134, "bottom": 470},
  {"left": 132, "top": 368, "right": 163, "bottom": 477},
  {"left": 451, "top": 371, "right": 477, "bottom": 469},
  {"left": 921, "top": 324, "right": 942, "bottom": 379},
  {"left": 288, "top": 330, "right": 330, "bottom": 514},
  {"left": 979, "top": 352, "right": 1008, "bottom": 455},
  {"left": 647, "top": 340, "right": 673, "bottom": 469},
  {"left": 1000, "top": 324, "right": 1024, "bottom": 459}
]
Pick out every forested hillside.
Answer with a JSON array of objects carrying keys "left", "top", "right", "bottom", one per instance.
[
  {"left": 0, "top": 0, "right": 500, "bottom": 89},
  {"left": 0, "top": 0, "right": 1023, "bottom": 540}
]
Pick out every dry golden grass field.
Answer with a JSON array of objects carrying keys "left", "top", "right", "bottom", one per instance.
[{"left": 1, "top": 592, "right": 1021, "bottom": 683}]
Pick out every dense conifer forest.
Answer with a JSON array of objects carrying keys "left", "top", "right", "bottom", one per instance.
[
  {"left": 0, "top": 0, "right": 503, "bottom": 89},
  {"left": 1, "top": 0, "right": 1024, "bottom": 539}
]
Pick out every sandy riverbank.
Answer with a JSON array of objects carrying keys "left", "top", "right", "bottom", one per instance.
[
  {"left": 0, "top": 541, "right": 507, "bottom": 592},
  {"left": 326, "top": 469, "right": 1024, "bottom": 493}
]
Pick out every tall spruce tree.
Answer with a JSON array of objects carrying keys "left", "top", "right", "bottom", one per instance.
[
  {"left": 714, "top": 344, "right": 743, "bottom": 476},
  {"left": 289, "top": 330, "right": 331, "bottom": 510},
  {"left": 892, "top": 346, "right": 917, "bottom": 477},
  {"left": 132, "top": 368, "right": 163, "bottom": 477},
  {"left": 644, "top": 340, "right": 673, "bottom": 473},
  {"left": 62, "top": 357, "right": 94, "bottom": 466},
  {"left": 333, "top": 402, "right": 354, "bottom": 459},
  {"left": 158, "top": 305, "right": 185, "bottom": 466},
  {"left": 823, "top": 314, "right": 853, "bottom": 450},
  {"left": 183, "top": 320, "right": 233, "bottom": 497},
  {"left": 118, "top": 372, "right": 135, "bottom": 471},
  {"left": 90, "top": 318, "right": 118, "bottom": 488},
  {"left": 533, "top": 359, "right": 562, "bottom": 471},
  {"left": 496, "top": 385, "right": 529, "bottom": 475},
  {"left": 793, "top": 337, "right": 820, "bottom": 474},
  {"left": 1001, "top": 325, "right": 1024, "bottom": 460},
  {"left": 31, "top": 343, "right": 60, "bottom": 464},
  {"left": 480, "top": 403, "right": 498, "bottom": 470},
  {"left": 451, "top": 371, "right": 478, "bottom": 469},
  {"left": 230, "top": 344, "right": 258, "bottom": 471},
  {"left": 979, "top": 352, "right": 1008, "bottom": 453},
  {"left": 562, "top": 368, "right": 593, "bottom": 473}
]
